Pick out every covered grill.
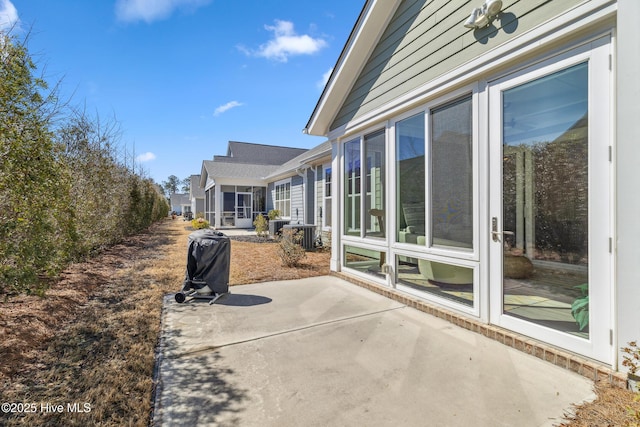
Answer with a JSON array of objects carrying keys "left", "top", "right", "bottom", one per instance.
[{"left": 175, "top": 229, "right": 230, "bottom": 304}]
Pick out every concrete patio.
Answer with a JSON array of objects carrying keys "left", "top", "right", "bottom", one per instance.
[{"left": 153, "top": 275, "right": 594, "bottom": 426}]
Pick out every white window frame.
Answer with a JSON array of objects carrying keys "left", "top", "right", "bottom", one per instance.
[
  {"left": 274, "top": 179, "right": 291, "bottom": 219},
  {"left": 342, "top": 128, "right": 387, "bottom": 240},
  {"left": 488, "top": 37, "right": 613, "bottom": 364},
  {"left": 390, "top": 86, "right": 480, "bottom": 263},
  {"left": 388, "top": 86, "right": 480, "bottom": 316},
  {"left": 322, "top": 163, "right": 332, "bottom": 230}
]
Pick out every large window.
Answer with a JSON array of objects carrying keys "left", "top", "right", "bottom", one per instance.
[
  {"left": 344, "top": 138, "right": 361, "bottom": 236},
  {"left": 343, "top": 131, "right": 386, "bottom": 238},
  {"left": 396, "top": 113, "right": 425, "bottom": 245},
  {"left": 364, "top": 130, "right": 386, "bottom": 239},
  {"left": 431, "top": 96, "right": 473, "bottom": 249},
  {"left": 395, "top": 95, "right": 473, "bottom": 251},
  {"left": 275, "top": 182, "right": 291, "bottom": 218},
  {"left": 394, "top": 95, "right": 475, "bottom": 308}
]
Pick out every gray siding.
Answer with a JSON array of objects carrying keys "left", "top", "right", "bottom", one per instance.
[
  {"left": 290, "top": 175, "right": 304, "bottom": 224},
  {"left": 332, "top": 0, "right": 584, "bottom": 130},
  {"left": 305, "top": 169, "right": 315, "bottom": 224}
]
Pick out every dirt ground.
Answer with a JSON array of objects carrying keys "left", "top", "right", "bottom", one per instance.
[{"left": 0, "top": 218, "right": 637, "bottom": 426}]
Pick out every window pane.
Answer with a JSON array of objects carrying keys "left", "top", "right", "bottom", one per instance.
[
  {"left": 344, "top": 245, "right": 385, "bottom": 279},
  {"left": 502, "top": 62, "right": 589, "bottom": 338},
  {"left": 365, "top": 129, "right": 385, "bottom": 238},
  {"left": 344, "top": 138, "right": 361, "bottom": 236},
  {"left": 325, "top": 167, "right": 332, "bottom": 197},
  {"left": 324, "top": 197, "right": 332, "bottom": 227},
  {"left": 275, "top": 183, "right": 291, "bottom": 218},
  {"left": 223, "top": 192, "right": 235, "bottom": 212},
  {"left": 431, "top": 96, "right": 473, "bottom": 249},
  {"left": 397, "top": 255, "right": 474, "bottom": 307},
  {"left": 324, "top": 166, "right": 332, "bottom": 228},
  {"left": 396, "top": 113, "right": 425, "bottom": 245}
]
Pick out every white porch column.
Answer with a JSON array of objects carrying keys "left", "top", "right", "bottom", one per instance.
[
  {"left": 331, "top": 140, "right": 341, "bottom": 272},
  {"left": 214, "top": 185, "right": 222, "bottom": 228}
]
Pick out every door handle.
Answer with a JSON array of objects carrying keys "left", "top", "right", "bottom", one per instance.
[
  {"left": 492, "top": 217, "right": 515, "bottom": 242},
  {"left": 492, "top": 217, "right": 501, "bottom": 242}
]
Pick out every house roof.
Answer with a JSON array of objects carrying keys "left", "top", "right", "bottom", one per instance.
[
  {"left": 201, "top": 160, "right": 280, "bottom": 182},
  {"left": 199, "top": 141, "right": 314, "bottom": 188},
  {"left": 265, "top": 140, "right": 332, "bottom": 181},
  {"left": 189, "top": 175, "right": 204, "bottom": 198},
  {"left": 214, "top": 141, "right": 308, "bottom": 165},
  {"left": 304, "top": 0, "right": 402, "bottom": 137},
  {"left": 170, "top": 193, "right": 190, "bottom": 206}
]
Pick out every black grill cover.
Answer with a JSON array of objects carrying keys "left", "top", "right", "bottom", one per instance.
[{"left": 184, "top": 229, "right": 230, "bottom": 294}]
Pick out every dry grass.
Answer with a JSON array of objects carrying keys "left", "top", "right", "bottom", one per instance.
[
  {"left": 0, "top": 219, "right": 329, "bottom": 426},
  {"left": 559, "top": 381, "right": 640, "bottom": 427},
  {"left": 0, "top": 219, "right": 638, "bottom": 426},
  {"left": 230, "top": 239, "right": 329, "bottom": 284}
]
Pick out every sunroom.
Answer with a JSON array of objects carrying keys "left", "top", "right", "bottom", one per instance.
[{"left": 305, "top": 0, "right": 640, "bottom": 372}]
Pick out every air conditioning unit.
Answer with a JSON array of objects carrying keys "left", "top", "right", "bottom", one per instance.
[
  {"left": 269, "top": 219, "right": 290, "bottom": 236},
  {"left": 283, "top": 224, "right": 316, "bottom": 251}
]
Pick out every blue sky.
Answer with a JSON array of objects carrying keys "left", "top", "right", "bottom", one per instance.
[{"left": 0, "top": 0, "right": 362, "bottom": 185}]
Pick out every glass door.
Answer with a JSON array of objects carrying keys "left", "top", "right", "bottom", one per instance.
[
  {"left": 236, "top": 193, "right": 253, "bottom": 228},
  {"left": 489, "top": 38, "right": 612, "bottom": 363}
]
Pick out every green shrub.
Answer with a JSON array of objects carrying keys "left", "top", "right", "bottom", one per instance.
[
  {"left": 191, "top": 217, "right": 210, "bottom": 229},
  {"left": 268, "top": 209, "right": 281, "bottom": 221},
  {"left": 253, "top": 214, "right": 268, "bottom": 238},
  {"left": 277, "top": 228, "right": 306, "bottom": 267},
  {"left": 0, "top": 31, "right": 75, "bottom": 295},
  {"left": 0, "top": 31, "right": 170, "bottom": 296}
]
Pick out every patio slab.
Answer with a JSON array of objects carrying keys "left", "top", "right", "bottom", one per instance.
[{"left": 153, "top": 275, "right": 594, "bottom": 426}]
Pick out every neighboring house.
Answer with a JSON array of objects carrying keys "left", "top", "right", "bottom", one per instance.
[
  {"left": 264, "top": 140, "right": 333, "bottom": 241},
  {"left": 305, "top": 0, "right": 640, "bottom": 376},
  {"left": 189, "top": 174, "right": 205, "bottom": 216},
  {"left": 169, "top": 193, "right": 191, "bottom": 215},
  {"left": 199, "top": 141, "right": 307, "bottom": 228}
]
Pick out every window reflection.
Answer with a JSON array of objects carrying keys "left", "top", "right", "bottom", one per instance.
[
  {"left": 502, "top": 62, "right": 589, "bottom": 338},
  {"left": 344, "top": 245, "right": 386, "bottom": 279},
  {"left": 365, "top": 130, "right": 386, "bottom": 238},
  {"left": 396, "top": 113, "right": 425, "bottom": 245},
  {"left": 344, "top": 139, "right": 361, "bottom": 236},
  {"left": 397, "top": 255, "right": 474, "bottom": 307}
]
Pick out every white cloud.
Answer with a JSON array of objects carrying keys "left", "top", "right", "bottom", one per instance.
[
  {"left": 250, "top": 20, "right": 327, "bottom": 62},
  {"left": 317, "top": 67, "right": 333, "bottom": 91},
  {"left": 0, "top": 0, "right": 19, "bottom": 31},
  {"left": 136, "top": 152, "right": 156, "bottom": 162},
  {"left": 213, "top": 101, "right": 243, "bottom": 117},
  {"left": 115, "top": 0, "right": 211, "bottom": 23}
]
